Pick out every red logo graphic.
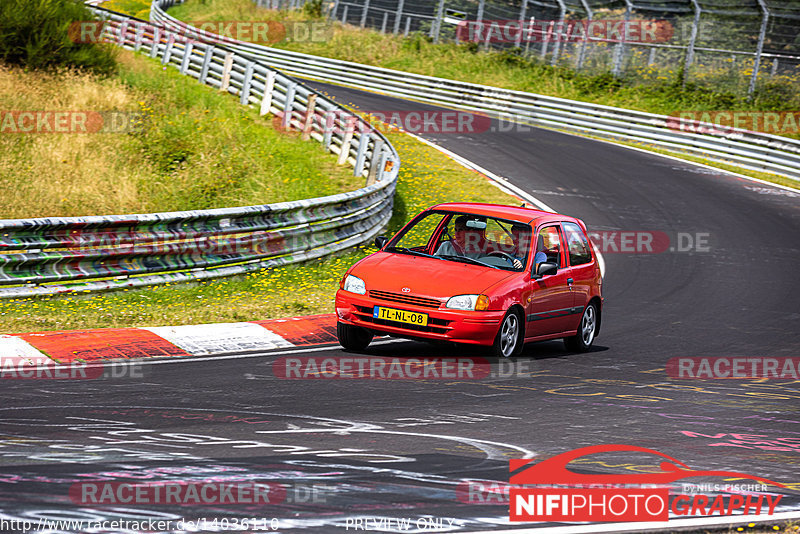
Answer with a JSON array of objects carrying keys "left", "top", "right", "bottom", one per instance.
[{"left": 508, "top": 444, "right": 785, "bottom": 522}]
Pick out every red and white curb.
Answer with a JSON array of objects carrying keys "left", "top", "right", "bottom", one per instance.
[{"left": 0, "top": 314, "right": 337, "bottom": 364}]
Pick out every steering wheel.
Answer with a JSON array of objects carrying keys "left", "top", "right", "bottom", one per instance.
[{"left": 487, "top": 251, "right": 517, "bottom": 266}]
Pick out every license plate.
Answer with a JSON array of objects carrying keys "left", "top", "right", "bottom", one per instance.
[{"left": 373, "top": 306, "right": 428, "bottom": 326}]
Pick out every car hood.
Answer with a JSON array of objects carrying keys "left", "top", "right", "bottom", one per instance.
[{"left": 351, "top": 252, "right": 516, "bottom": 299}]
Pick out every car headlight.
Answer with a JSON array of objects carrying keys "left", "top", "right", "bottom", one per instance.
[
  {"left": 342, "top": 274, "right": 366, "bottom": 295},
  {"left": 446, "top": 294, "right": 490, "bottom": 311}
]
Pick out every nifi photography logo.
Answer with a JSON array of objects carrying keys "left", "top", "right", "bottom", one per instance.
[{"left": 507, "top": 444, "right": 786, "bottom": 522}]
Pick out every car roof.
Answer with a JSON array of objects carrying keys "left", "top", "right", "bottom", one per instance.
[{"left": 430, "top": 202, "right": 577, "bottom": 226}]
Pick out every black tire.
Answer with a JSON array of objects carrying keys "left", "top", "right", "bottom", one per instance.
[
  {"left": 564, "top": 302, "right": 598, "bottom": 353},
  {"left": 337, "top": 322, "right": 373, "bottom": 351},
  {"left": 491, "top": 309, "right": 524, "bottom": 358}
]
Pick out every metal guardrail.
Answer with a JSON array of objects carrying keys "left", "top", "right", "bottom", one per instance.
[
  {"left": 0, "top": 3, "right": 399, "bottom": 299},
  {"left": 152, "top": 0, "right": 800, "bottom": 181}
]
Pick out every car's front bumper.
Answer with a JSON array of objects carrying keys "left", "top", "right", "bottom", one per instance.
[{"left": 335, "top": 290, "right": 505, "bottom": 346}]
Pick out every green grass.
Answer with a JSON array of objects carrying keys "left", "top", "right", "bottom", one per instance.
[
  {"left": 0, "top": 50, "right": 359, "bottom": 218},
  {"left": 0, "top": 127, "right": 518, "bottom": 333}
]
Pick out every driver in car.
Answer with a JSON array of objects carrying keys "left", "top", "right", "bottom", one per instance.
[{"left": 435, "top": 215, "right": 484, "bottom": 259}]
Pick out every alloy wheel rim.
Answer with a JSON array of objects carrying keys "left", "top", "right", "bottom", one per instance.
[
  {"left": 581, "top": 306, "right": 596, "bottom": 346},
  {"left": 500, "top": 314, "right": 519, "bottom": 357}
]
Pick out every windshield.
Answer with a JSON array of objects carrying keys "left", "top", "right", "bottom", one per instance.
[{"left": 389, "top": 211, "right": 531, "bottom": 271}]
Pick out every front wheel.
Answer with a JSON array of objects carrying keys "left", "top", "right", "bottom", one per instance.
[
  {"left": 337, "top": 322, "right": 373, "bottom": 351},
  {"left": 491, "top": 310, "right": 523, "bottom": 358},
  {"left": 564, "top": 302, "right": 598, "bottom": 352}
]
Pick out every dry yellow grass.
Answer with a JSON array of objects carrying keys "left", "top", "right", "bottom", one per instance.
[
  {"left": 0, "top": 49, "right": 361, "bottom": 219},
  {"left": 0, "top": 66, "right": 147, "bottom": 218}
]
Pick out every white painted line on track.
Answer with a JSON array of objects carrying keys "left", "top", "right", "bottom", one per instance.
[
  {"left": 467, "top": 510, "right": 800, "bottom": 534},
  {"left": 404, "top": 132, "right": 607, "bottom": 278}
]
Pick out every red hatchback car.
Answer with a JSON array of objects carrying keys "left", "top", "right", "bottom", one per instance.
[{"left": 335, "top": 203, "right": 603, "bottom": 357}]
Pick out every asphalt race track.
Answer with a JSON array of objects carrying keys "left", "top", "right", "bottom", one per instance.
[{"left": 1, "top": 81, "right": 799, "bottom": 533}]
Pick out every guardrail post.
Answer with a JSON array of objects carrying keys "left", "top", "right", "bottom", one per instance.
[
  {"left": 337, "top": 116, "right": 357, "bottom": 164},
  {"left": 149, "top": 27, "right": 161, "bottom": 58},
  {"left": 476, "top": 0, "right": 485, "bottom": 23},
  {"left": 323, "top": 110, "right": 335, "bottom": 149},
  {"left": 354, "top": 133, "right": 370, "bottom": 176},
  {"left": 117, "top": 21, "right": 129, "bottom": 46},
  {"left": 367, "top": 139, "right": 384, "bottom": 185},
  {"left": 771, "top": 57, "right": 778, "bottom": 76},
  {"left": 162, "top": 34, "right": 175, "bottom": 64},
  {"left": 361, "top": 0, "right": 370, "bottom": 28},
  {"left": 331, "top": 0, "right": 339, "bottom": 19},
  {"left": 302, "top": 94, "right": 317, "bottom": 140},
  {"left": 404, "top": 17, "right": 411, "bottom": 37},
  {"left": 134, "top": 24, "right": 145, "bottom": 51},
  {"left": 180, "top": 42, "right": 193, "bottom": 74},
  {"left": 282, "top": 81, "right": 297, "bottom": 129},
  {"left": 200, "top": 45, "right": 214, "bottom": 83},
  {"left": 241, "top": 61, "right": 255, "bottom": 105},
  {"left": 394, "top": 0, "right": 405, "bottom": 34},
  {"left": 342, "top": 5, "right": 349, "bottom": 24},
  {"left": 220, "top": 52, "right": 234, "bottom": 93},
  {"left": 260, "top": 70, "right": 276, "bottom": 116},
  {"left": 381, "top": 12, "right": 388, "bottom": 33}
]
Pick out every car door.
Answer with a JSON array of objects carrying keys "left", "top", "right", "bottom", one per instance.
[
  {"left": 562, "top": 221, "right": 596, "bottom": 332},
  {"left": 525, "top": 224, "right": 575, "bottom": 337}
]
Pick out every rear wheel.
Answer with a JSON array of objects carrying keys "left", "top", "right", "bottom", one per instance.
[
  {"left": 491, "top": 310, "right": 523, "bottom": 358},
  {"left": 337, "top": 322, "right": 373, "bottom": 351},
  {"left": 564, "top": 302, "right": 598, "bottom": 352}
]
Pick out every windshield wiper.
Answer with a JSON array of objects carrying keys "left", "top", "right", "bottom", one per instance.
[
  {"left": 386, "top": 246, "right": 441, "bottom": 259},
  {"left": 439, "top": 255, "right": 498, "bottom": 269}
]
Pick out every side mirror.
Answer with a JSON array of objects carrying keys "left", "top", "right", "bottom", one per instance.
[
  {"left": 374, "top": 236, "right": 388, "bottom": 249},
  {"left": 532, "top": 262, "right": 558, "bottom": 280}
]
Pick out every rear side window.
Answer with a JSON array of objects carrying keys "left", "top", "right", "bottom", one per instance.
[
  {"left": 563, "top": 222, "right": 592, "bottom": 266},
  {"left": 536, "top": 225, "right": 563, "bottom": 267}
]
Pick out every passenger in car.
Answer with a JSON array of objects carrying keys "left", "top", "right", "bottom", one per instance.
[{"left": 435, "top": 215, "right": 484, "bottom": 258}]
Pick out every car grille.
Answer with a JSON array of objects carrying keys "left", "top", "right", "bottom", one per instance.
[
  {"left": 353, "top": 305, "right": 451, "bottom": 335},
  {"left": 369, "top": 290, "right": 442, "bottom": 309}
]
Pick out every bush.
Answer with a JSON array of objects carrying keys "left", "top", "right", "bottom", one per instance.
[
  {"left": 0, "top": 0, "right": 116, "bottom": 74},
  {"left": 302, "top": 0, "right": 323, "bottom": 19}
]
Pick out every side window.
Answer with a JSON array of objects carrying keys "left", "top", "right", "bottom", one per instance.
[
  {"left": 563, "top": 222, "right": 593, "bottom": 266},
  {"left": 536, "top": 225, "right": 563, "bottom": 267}
]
